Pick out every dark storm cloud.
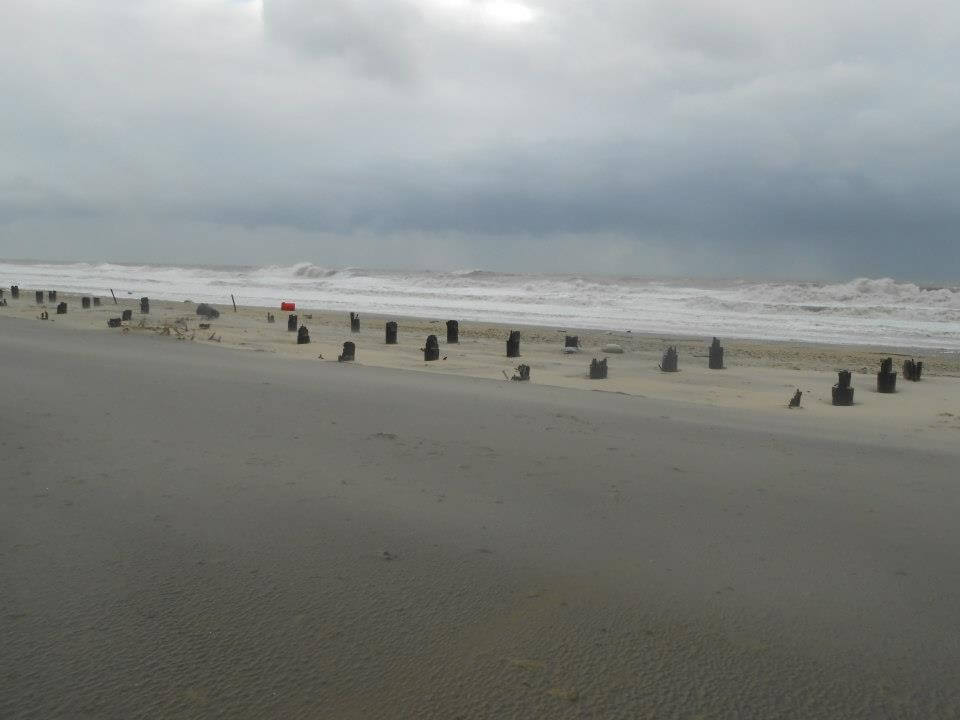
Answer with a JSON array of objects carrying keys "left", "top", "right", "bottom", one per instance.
[{"left": 1, "top": 0, "right": 959, "bottom": 279}]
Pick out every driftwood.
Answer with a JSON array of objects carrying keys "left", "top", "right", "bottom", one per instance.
[
  {"left": 424, "top": 334, "right": 440, "bottom": 361},
  {"left": 446, "top": 320, "right": 459, "bottom": 344},
  {"left": 877, "top": 358, "right": 897, "bottom": 393},
  {"left": 832, "top": 370, "right": 854, "bottom": 406},
  {"left": 287, "top": 314, "right": 298, "bottom": 332},
  {"left": 297, "top": 325, "right": 310, "bottom": 344},
  {"left": 511, "top": 364, "right": 531, "bottom": 381},
  {"left": 385, "top": 321, "right": 398, "bottom": 344},
  {"left": 339, "top": 341, "right": 356, "bottom": 362},
  {"left": 660, "top": 346, "right": 679, "bottom": 372},
  {"left": 350, "top": 312, "right": 360, "bottom": 333},
  {"left": 903, "top": 358, "right": 923, "bottom": 381},
  {"left": 589, "top": 358, "right": 608, "bottom": 379},
  {"left": 708, "top": 337, "right": 724, "bottom": 369},
  {"left": 788, "top": 389, "right": 802, "bottom": 408},
  {"left": 506, "top": 331, "right": 521, "bottom": 358},
  {"left": 198, "top": 323, "right": 210, "bottom": 330}
]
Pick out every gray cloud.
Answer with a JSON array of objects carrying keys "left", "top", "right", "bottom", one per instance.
[{"left": 1, "top": 0, "right": 959, "bottom": 280}]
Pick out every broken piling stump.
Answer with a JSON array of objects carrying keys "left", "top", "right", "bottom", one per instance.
[
  {"left": 903, "top": 358, "right": 923, "bottom": 381},
  {"left": 82, "top": 297, "right": 91, "bottom": 309},
  {"left": 287, "top": 314, "right": 298, "bottom": 332},
  {"left": 506, "top": 330, "right": 521, "bottom": 358},
  {"left": 877, "top": 358, "right": 897, "bottom": 393},
  {"left": 93, "top": 297, "right": 101, "bottom": 307},
  {"left": 564, "top": 335, "right": 580, "bottom": 349},
  {"left": 297, "top": 325, "right": 310, "bottom": 345},
  {"left": 11, "top": 286, "right": 19, "bottom": 299},
  {"left": 107, "top": 318, "right": 122, "bottom": 328},
  {"left": 35, "top": 290, "right": 43, "bottom": 304},
  {"left": 589, "top": 358, "right": 608, "bottom": 379},
  {"left": 266, "top": 313, "right": 275, "bottom": 324},
  {"left": 339, "top": 341, "right": 355, "bottom": 362},
  {"left": 511, "top": 364, "right": 531, "bottom": 381},
  {"left": 788, "top": 389, "right": 802, "bottom": 408},
  {"left": 708, "top": 337, "right": 725, "bottom": 369},
  {"left": 121, "top": 309, "right": 132, "bottom": 321},
  {"left": 385, "top": 321, "right": 398, "bottom": 345},
  {"left": 140, "top": 297, "right": 150, "bottom": 314},
  {"left": 196, "top": 303, "right": 220, "bottom": 319},
  {"left": 350, "top": 312, "right": 360, "bottom": 333},
  {"left": 832, "top": 370, "right": 854, "bottom": 406},
  {"left": 660, "top": 346, "right": 679, "bottom": 372},
  {"left": 56, "top": 302, "right": 67, "bottom": 315},
  {"left": 424, "top": 334, "right": 440, "bottom": 361},
  {"left": 446, "top": 320, "right": 459, "bottom": 344},
  {"left": 48, "top": 290, "right": 56, "bottom": 302}
]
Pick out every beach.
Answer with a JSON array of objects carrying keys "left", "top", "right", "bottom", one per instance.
[{"left": 2, "top": 300, "right": 960, "bottom": 718}]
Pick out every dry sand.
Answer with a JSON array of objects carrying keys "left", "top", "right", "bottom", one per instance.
[{"left": 2, "top": 298, "right": 960, "bottom": 718}]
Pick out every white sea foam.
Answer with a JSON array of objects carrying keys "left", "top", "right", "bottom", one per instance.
[{"left": 2, "top": 260, "right": 958, "bottom": 349}]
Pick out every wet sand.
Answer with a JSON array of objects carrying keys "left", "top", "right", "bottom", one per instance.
[{"left": 2, "top": 317, "right": 960, "bottom": 718}]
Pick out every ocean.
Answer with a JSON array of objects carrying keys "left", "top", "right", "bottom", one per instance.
[{"left": 2, "top": 260, "right": 958, "bottom": 350}]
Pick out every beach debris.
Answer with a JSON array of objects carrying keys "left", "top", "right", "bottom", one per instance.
[
  {"left": 266, "top": 312, "right": 275, "bottom": 323},
  {"left": 82, "top": 296, "right": 91, "bottom": 309},
  {"left": 39, "top": 311, "right": 49, "bottom": 320},
  {"left": 660, "top": 346, "right": 679, "bottom": 372},
  {"left": 446, "top": 320, "right": 459, "bottom": 344},
  {"left": 140, "top": 297, "right": 150, "bottom": 314},
  {"left": 35, "top": 290, "right": 44, "bottom": 304},
  {"left": 423, "top": 334, "right": 440, "bottom": 361},
  {"left": 903, "top": 358, "right": 923, "bottom": 381},
  {"left": 56, "top": 302, "right": 67, "bottom": 315},
  {"left": 281, "top": 301, "right": 296, "bottom": 311},
  {"left": 590, "top": 358, "right": 608, "bottom": 379},
  {"left": 511, "top": 364, "right": 531, "bottom": 381},
  {"left": 788, "top": 389, "right": 802, "bottom": 408},
  {"left": 385, "top": 321, "right": 398, "bottom": 344},
  {"left": 287, "top": 314, "right": 298, "bottom": 332},
  {"left": 231, "top": 294, "right": 237, "bottom": 312},
  {"left": 877, "top": 358, "right": 897, "bottom": 393},
  {"left": 93, "top": 297, "right": 101, "bottom": 307},
  {"left": 297, "top": 325, "right": 310, "bottom": 344},
  {"left": 350, "top": 312, "right": 360, "bottom": 333},
  {"left": 708, "top": 337, "right": 725, "bottom": 369},
  {"left": 832, "top": 370, "right": 854, "bottom": 406},
  {"left": 198, "top": 323, "right": 210, "bottom": 330},
  {"left": 107, "top": 317, "right": 122, "bottom": 328},
  {"left": 121, "top": 309, "right": 133, "bottom": 321},
  {"left": 48, "top": 290, "right": 57, "bottom": 302},
  {"left": 109, "top": 289, "right": 117, "bottom": 304},
  {"left": 506, "top": 330, "right": 521, "bottom": 358},
  {"left": 10, "top": 286, "right": 19, "bottom": 299},
  {"left": 196, "top": 303, "right": 220, "bottom": 320},
  {"left": 339, "top": 341, "right": 356, "bottom": 362},
  {"left": 602, "top": 343, "right": 624, "bottom": 354},
  {"left": 380, "top": 550, "right": 397, "bottom": 561},
  {"left": 565, "top": 335, "right": 580, "bottom": 350},
  {"left": 208, "top": 333, "right": 221, "bottom": 342}
]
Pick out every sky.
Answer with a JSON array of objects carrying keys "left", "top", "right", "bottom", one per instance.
[{"left": 1, "top": 0, "right": 958, "bottom": 280}]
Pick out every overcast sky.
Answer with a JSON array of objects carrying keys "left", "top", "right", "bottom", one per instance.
[{"left": 1, "top": 0, "right": 958, "bottom": 280}]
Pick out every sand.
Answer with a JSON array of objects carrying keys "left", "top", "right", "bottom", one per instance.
[{"left": 2, "top": 301, "right": 960, "bottom": 718}]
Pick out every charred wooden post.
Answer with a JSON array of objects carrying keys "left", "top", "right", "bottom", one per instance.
[
  {"left": 589, "top": 358, "right": 608, "bottom": 379},
  {"left": 564, "top": 335, "right": 580, "bottom": 349},
  {"left": 385, "top": 321, "right": 398, "bottom": 344},
  {"left": 107, "top": 318, "right": 122, "bottom": 328},
  {"left": 445, "top": 320, "right": 459, "bottom": 344},
  {"left": 903, "top": 358, "right": 923, "bottom": 382},
  {"left": 121, "top": 309, "right": 132, "bottom": 321},
  {"left": 297, "top": 325, "right": 310, "bottom": 344},
  {"left": 511, "top": 364, "right": 531, "bottom": 381},
  {"left": 140, "top": 297, "right": 150, "bottom": 314},
  {"left": 789, "top": 389, "right": 802, "bottom": 408},
  {"left": 877, "top": 358, "right": 897, "bottom": 393},
  {"left": 506, "top": 330, "right": 521, "bottom": 358},
  {"left": 338, "top": 341, "right": 355, "bottom": 362},
  {"left": 287, "top": 314, "right": 298, "bottom": 332},
  {"left": 93, "top": 297, "right": 101, "bottom": 307},
  {"left": 11, "top": 286, "right": 19, "bottom": 299},
  {"left": 48, "top": 290, "right": 56, "bottom": 302},
  {"left": 82, "top": 297, "right": 91, "bottom": 309},
  {"left": 266, "top": 313, "right": 275, "bottom": 324},
  {"left": 424, "top": 334, "right": 440, "bottom": 361},
  {"left": 660, "top": 346, "right": 679, "bottom": 372},
  {"left": 56, "top": 302, "right": 67, "bottom": 315},
  {"left": 832, "top": 370, "right": 854, "bottom": 406},
  {"left": 708, "top": 337, "right": 725, "bottom": 369},
  {"left": 350, "top": 312, "right": 360, "bottom": 333},
  {"left": 35, "top": 290, "right": 44, "bottom": 304}
]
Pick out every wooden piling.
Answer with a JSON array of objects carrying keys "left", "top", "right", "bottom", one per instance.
[
  {"left": 446, "top": 320, "right": 459, "bottom": 344},
  {"left": 832, "top": 370, "right": 854, "bottom": 406},
  {"left": 385, "top": 321, "right": 398, "bottom": 344},
  {"left": 424, "top": 335, "right": 440, "bottom": 361},
  {"left": 506, "top": 331, "right": 521, "bottom": 358}
]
